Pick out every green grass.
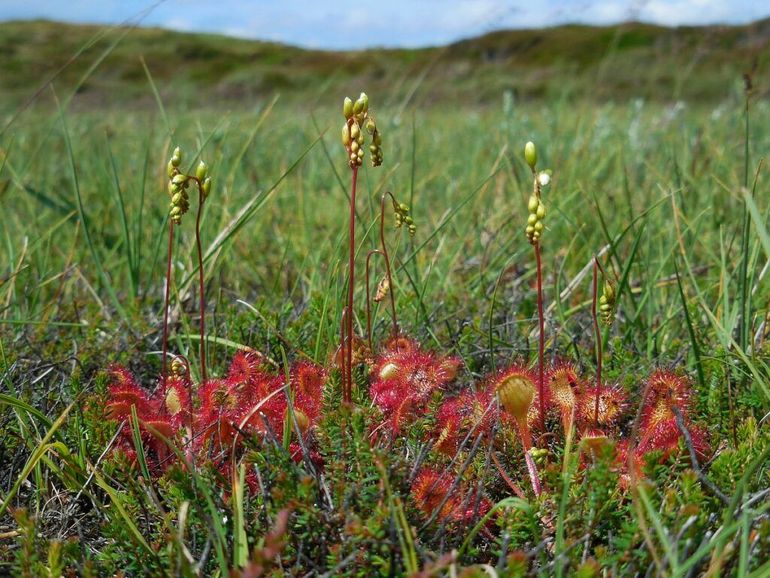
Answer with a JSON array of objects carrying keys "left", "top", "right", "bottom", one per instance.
[{"left": 1, "top": 19, "right": 770, "bottom": 577}]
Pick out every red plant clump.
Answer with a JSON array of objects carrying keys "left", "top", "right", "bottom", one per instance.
[
  {"left": 411, "top": 467, "right": 490, "bottom": 526},
  {"left": 104, "top": 353, "right": 327, "bottom": 484},
  {"left": 369, "top": 337, "right": 461, "bottom": 433},
  {"left": 105, "top": 365, "right": 186, "bottom": 471}
]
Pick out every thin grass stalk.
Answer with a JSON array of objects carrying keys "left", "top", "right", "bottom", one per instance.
[
  {"left": 534, "top": 242, "right": 546, "bottom": 431},
  {"left": 592, "top": 257, "right": 603, "bottom": 426},
  {"left": 738, "top": 81, "right": 751, "bottom": 354},
  {"left": 195, "top": 184, "right": 207, "bottom": 383},
  {"left": 365, "top": 249, "right": 385, "bottom": 351},
  {"left": 161, "top": 222, "right": 174, "bottom": 386},
  {"left": 379, "top": 192, "right": 400, "bottom": 336}
]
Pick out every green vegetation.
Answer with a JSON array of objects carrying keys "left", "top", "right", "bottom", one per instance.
[
  {"left": 1, "top": 18, "right": 769, "bottom": 110},
  {"left": 1, "top": 17, "right": 770, "bottom": 577}
]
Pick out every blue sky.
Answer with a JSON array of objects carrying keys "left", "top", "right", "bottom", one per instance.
[{"left": 1, "top": 1, "right": 767, "bottom": 49}]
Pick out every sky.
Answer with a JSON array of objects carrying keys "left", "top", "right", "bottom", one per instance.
[{"left": 1, "top": 0, "right": 768, "bottom": 49}]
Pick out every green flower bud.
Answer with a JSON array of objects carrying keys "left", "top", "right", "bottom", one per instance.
[
  {"left": 350, "top": 123, "right": 360, "bottom": 140},
  {"left": 167, "top": 160, "right": 177, "bottom": 178},
  {"left": 168, "top": 181, "right": 178, "bottom": 196},
  {"left": 172, "top": 192, "right": 183, "bottom": 204},
  {"left": 342, "top": 124, "right": 351, "bottom": 148},
  {"left": 202, "top": 177, "right": 212, "bottom": 197},
  {"left": 172, "top": 174, "right": 187, "bottom": 186},
  {"left": 353, "top": 97, "right": 364, "bottom": 114},
  {"left": 196, "top": 160, "right": 208, "bottom": 181},
  {"left": 528, "top": 195, "right": 539, "bottom": 213},
  {"left": 343, "top": 97, "right": 354, "bottom": 119},
  {"left": 359, "top": 92, "right": 369, "bottom": 113},
  {"left": 536, "top": 203, "right": 546, "bottom": 219},
  {"left": 171, "top": 147, "right": 182, "bottom": 167},
  {"left": 527, "top": 213, "right": 538, "bottom": 225},
  {"left": 365, "top": 118, "right": 376, "bottom": 134},
  {"left": 524, "top": 141, "right": 537, "bottom": 169},
  {"left": 351, "top": 140, "right": 359, "bottom": 153},
  {"left": 534, "top": 221, "right": 544, "bottom": 233},
  {"left": 603, "top": 280, "right": 615, "bottom": 301}
]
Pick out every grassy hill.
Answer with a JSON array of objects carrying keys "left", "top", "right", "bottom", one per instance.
[{"left": 0, "top": 18, "right": 768, "bottom": 110}]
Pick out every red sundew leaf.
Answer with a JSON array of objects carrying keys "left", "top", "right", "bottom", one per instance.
[
  {"left": 107, "top": 364, "right": 140, "bottom": 389},
  {"left": 432, "top": 389, "right": 501, "bottom": 456},
  {"left": 547, "top": 361, "right": 582, "bottom": 415},
  {"left": 289, "top": 361, "right": 327, "bottom": 425},
  {"left": 411, "top": 466, "right": 490, "bottom": 526},
  {"left": 411, "top": 467, "right": 459, "bottom": 521},
  {"left": 577, "top": 383, "right": 628, "bottom": 428},
  {"left": 198, "top": 379, "right": 240, "bottom": 415},
  {"left": 105, "top": 366, "right": 151, "bottom": 420},
  {"left": 637, "top": 417, "right": 710, "bottom": 463},
  {"left": 483, "top": 364, "right": 539, "bottom": 423},
  {"left": 226, "top": 351, "right": 264, "bottom": 385},
  {"left": 639, "top": 370, "right": 693, "bottom": 433},
  {"left": 162, "top": 374, "right": 192, "bottom": 427}
]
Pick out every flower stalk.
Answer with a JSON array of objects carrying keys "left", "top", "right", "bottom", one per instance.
[
  {"left": 524, "top": 141, "right": 550, "bottom": 432},
  {"left": 339, "top": 92, "right": 383, "bottom": 404}
]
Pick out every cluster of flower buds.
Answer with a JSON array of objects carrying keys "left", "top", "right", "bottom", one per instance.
[
  {"left": 166, "top": 147, "right": 212, "bottom": 225},
  {"left": 167, "top": 147, "right": 189, "bottom": 225},
  {"left": 523, "top": 141, "right": 551, "bottom": 245},
  {"left": 599, "top": 279, "right": 616, "bottom": 325},
  {"left": 526, "top": 192, "right": 547, "bottom": 244},
  {"left": 341, "top": 92, "right": 382, "bottom": 168},
  {"left": 392, "top": 198, "right": 416, "bottom": 236}
]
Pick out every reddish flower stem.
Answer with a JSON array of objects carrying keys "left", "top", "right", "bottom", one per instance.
[
  {"left": 534, "top": 242, "right": 546, "bottom": 431},
  {"left": 517, "top": 421, "right": 542, "bottom": 497},
  {"left": 342, "top": 165, "right": 359, "bottom": 404},
  {"left": 195, "top": 185, "right": 207, "bottom": 384},
  {"left": 592, "top": 257, "right": 603, "bottom": 426},
  {"left": 161, "top": 221, "right": 174, "bottom": 386}
]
